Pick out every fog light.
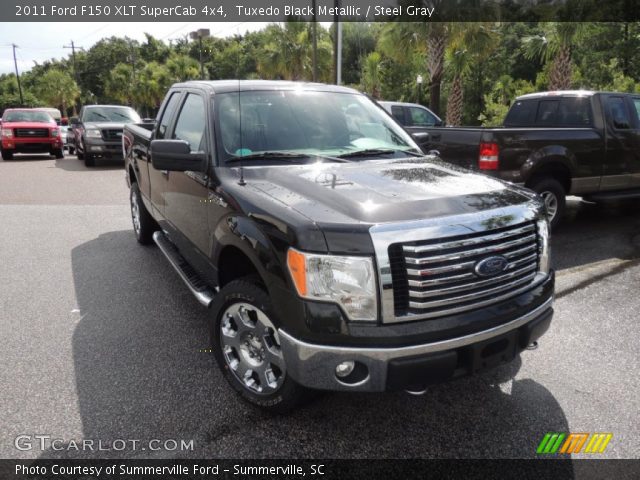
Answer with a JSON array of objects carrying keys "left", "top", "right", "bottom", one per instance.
[{"left": 335, "top": 361, "right": 355, "bottom": 378}]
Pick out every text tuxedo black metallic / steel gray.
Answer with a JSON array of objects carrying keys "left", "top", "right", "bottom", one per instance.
[{"left": 124, "top": 80, "right": 554, "bottom": 412}]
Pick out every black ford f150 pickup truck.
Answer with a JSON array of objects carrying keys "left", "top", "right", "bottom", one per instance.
[
  {"left": 71, "top": 105, "right": 141, "bottom": 167},
  {"left": 412, "top": 91, "right": 640, "bottom": 227},
  {"left": 124, "top": 80, "right": 554, "bottom": 412}
]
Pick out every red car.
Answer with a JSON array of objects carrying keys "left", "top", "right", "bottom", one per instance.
[{"left": 1, "top": 108, "right": 64, "bottom": 160}]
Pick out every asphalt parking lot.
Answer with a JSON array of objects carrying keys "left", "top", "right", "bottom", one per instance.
[{"left": 1, "top": 153, "right": 638, "bottom": 460}]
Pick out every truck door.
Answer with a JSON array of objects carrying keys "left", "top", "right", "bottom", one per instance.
[
  {"left": 163, "top": 91, "right": 212, "bottom": 269},
  {"left": 148, "top": 90, "right": 183, "bottom": 220},
  {"left": 602, "top": 95, "right": 635, "bottom": 190}
]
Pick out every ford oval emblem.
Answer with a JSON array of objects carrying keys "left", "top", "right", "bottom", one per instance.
[{"left": 474, "top": 255, "right": 509, "bottom": 277}]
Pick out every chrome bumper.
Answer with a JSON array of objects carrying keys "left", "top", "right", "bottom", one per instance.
[{"left": 279, "top": 296, "right": 553, "bottom": 392}]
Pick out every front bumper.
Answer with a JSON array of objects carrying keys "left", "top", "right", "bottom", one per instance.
[
  {"left": 84, "top": 139, "right": 123, "bottom": 159},
  {"left": 279, "top": 296, "right": 553, "bottom": 392},
  {"left": 2, "top": 137, "right": 62, "bottom": 152}
]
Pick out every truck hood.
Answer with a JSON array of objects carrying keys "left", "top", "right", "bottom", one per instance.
[{"left": 243, "top": 157, "right": 535, "bottom": 226}]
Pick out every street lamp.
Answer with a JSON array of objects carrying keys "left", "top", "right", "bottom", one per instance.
[
  {"left": 416, "top": 74, "right": 424, "bottom": 105},
  {"left": 190, "top": 28, "right": 210, "bottom": 80}
]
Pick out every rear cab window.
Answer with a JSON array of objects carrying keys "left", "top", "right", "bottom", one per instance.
[
  {"left": 156, "top": 92, "right": 182, "bottom": 140},
  {"left": 390, "top": 106, "right": 405, "bottom": 124},
  {"left": 504, "top": 96, "right": 592, "bottom": 127},
  {"left": 408, "top": 106, "right": 437, "bottom": 126}
]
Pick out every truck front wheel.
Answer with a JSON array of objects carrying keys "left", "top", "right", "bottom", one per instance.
[
  {"left": 210, "top": 278, "right": 311, "bottom": 413},
  {"left": 529, "top": 177, "right": 566, "bottom": 229},
  {"left": 1, "top": 149, "right": 13, "bottom": 160},
  {"left": 129, "top": 182, "right": 156, "bottom": 244}
]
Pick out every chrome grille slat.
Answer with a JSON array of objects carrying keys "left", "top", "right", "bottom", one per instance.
[
  {"left": 409, "top": 273, "right": 537, "bottom": 309},
  {"left": 403, "top": 233, "right": 536, "bottom": 265},
  {"left": 390, "top": 221, "right": 541, "bottom": 320},
  {"left": 407, "top": 264, "right": 537, "bottom": 298},
  {"left": 402, "top": 224, "right": 535, "bottom": 254}
]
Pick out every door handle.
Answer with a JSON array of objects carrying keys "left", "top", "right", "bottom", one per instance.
[{"left": 161, "top": 170, "right": 169, "bottom": 177}]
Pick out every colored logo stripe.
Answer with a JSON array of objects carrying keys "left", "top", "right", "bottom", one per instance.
[{"left": 537, "top": 433, "right": 613, "bottom": 454}]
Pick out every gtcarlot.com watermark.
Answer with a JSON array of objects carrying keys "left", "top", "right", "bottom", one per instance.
[{"left": 15, "top": 434, "right": 194, "bottom": 452}]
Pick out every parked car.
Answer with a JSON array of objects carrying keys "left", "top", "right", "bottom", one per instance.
[
  {"left": 123, "top": 80, "right": 554, "bottom": 412},
  {"left": 1, "top": 108, "right": 64, "bottom": 160},
  {"left": 70, "top": 105, "right": 141, "bottom": 167},
  {"left": 378, "top": 101, "right": 443, "bottom": 131},
  {"left": 60, "top": 125, "right": 74, "bottom": 153},
  {"left": 412, "top": 90, "right": 640, "bottom": 227},
  {"left": 36, "top": 107, "right": 62, "bottom": 126}
]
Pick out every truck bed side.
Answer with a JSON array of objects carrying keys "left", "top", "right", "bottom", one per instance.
[{"left": 124, "top": 122, "right": 154, "bottom": 200}]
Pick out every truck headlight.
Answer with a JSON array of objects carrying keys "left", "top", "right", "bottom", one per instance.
[
  {"left": 86, "top": 129, "right": 102, "bottom": 138},
  {"left": 287, "top": 248, "right": 377, "bottom": 322},
  {"left": 1, "top": 128, "right": 13, "bottom": 138},
  {"left": 537, "top": 218, "right": 551, "bottom": 274}
]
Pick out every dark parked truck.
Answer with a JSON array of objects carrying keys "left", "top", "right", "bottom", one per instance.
[
  {"left": 414, "top": 91, "right": 640, "bottom": 227},
  {"left": 71, "top": 105, "right": 141, "bottom": 167},
  {"left": 124, "top": 81, "right": 554, "bottom": 412},
  {"left": 1, "top": 108, "right": 64, "bottom": 160}
]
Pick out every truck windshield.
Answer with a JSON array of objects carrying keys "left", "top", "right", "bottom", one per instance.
[
  {"left": 82, "top": 107, "right": 141, "bottom": 123},
  {"left": 216, "top": 90, "right": 422, "bottom": 163},
  {"left": 3, "top": 111, "right": 54, "bottom": 123}
]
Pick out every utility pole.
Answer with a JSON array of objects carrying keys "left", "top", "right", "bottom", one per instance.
[
  {"left": 312, "top": 0, "right": 318, "bottom": 82},
  {"left": 11, "top": 44, "right": 24, "bottom": 106},
  {"left": 190, "top": 29, "right": 210, "bottom": 80},
  {"left": 332, "top": 0, "right": 342, "bottom": 85},
  {"left": 63, "top": 40, "right": 80, "bottom": 115}
]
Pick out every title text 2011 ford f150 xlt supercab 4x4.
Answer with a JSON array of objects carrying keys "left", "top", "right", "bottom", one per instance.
[{"left": 123, "top": 81, "right": 554, "bottom": 412}]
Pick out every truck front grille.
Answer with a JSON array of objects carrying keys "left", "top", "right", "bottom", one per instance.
[
  {"left": 390, "top": 222, "right": 539, "bottom": 319},
  {"left": 14, "top": 128, "right": 49, "bottom": 138},
  {"left": 101, "top": 129, "right": 122, "bottom": 141}
]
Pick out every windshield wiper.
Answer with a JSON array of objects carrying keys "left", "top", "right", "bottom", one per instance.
[
  {"left": 226, "top": 151, "right": 351, "bottom": 164},
  {"left": 337, "top": 148, "right": 423, "bottom": 159}
]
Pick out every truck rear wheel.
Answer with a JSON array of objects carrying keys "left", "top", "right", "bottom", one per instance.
[
  {"left": 210, "top": 278, "right": 312, "bottom": 413},
  {"left": 1, "top": 149, "right": 13, "bottom": 160},
  {"left": 529, "top": 177, "right": 566, "bottom": 229},
  {"left": 129, "top": 182, "right": 156, "bottom": 245}
]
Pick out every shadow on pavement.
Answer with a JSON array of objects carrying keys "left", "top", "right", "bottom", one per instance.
[
  {"left": 51, "top": 229, "right": 572, "bottom": 468},
  {"left": 1, "top": 153, "right": 55, "bottom": 162},
  {"left": 551, "top": 197, "right": 640, "bottom": 272},
  {"left": 55, "top": 157, "right": 125, "bottom": 171}
]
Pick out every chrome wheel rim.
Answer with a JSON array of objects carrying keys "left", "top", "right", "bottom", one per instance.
[
  {"left": 220, "top": 302, "right": 286, "bottom": 395},
  {"left": 130, "top": 191, "right": 141, "bottom": 235},
  {"left": 540, "top": 191, "right": 558, "bottom": 222}
]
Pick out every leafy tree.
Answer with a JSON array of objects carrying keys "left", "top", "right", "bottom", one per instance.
[{"left": 33, "top": 69, "right": 80, "bottom": 116}]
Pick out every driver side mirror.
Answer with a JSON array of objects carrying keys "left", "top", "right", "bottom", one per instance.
[
  {"left": 411, "top": 132, "right": 430, "bottom": 142},
  {"left": 150, "top": 139, "right": 206, "bottom": 172}
]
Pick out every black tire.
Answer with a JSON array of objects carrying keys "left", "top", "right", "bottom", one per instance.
[
  {"left": 84, "top": 154, "right": 95, "bottom": 167},
  {"left": 1, "top": 149, "right": 13, "bottom": 160},
  {"left": 53, "top": 148, "right": 64, "bottom": 159},
  {"left": 210, "top": 278, "right": 313, "bottom": 413},
  {"left": 129, "top": 182, "right": 156, "bottom": 245},
  {"left": 529, "top": 177, "right": 566, "bottom": 229}
]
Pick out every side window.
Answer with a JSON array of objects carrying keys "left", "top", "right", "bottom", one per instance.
[
  {"left": 156, "top": 92, "right": 181, "bottom": 140},
  {"left": 408, "top": 106, "right": 437, "bottom": 126},
  {"left": 535, "top": 100, "right": 559, "bottom": 125},
  {"left": 633, "top": 98, "right": 640, "bottom": 122},
  {"left": 504, "top": 100, "right": 536, "bottom": 126},
  {"left": 607, "top": 97, "right": 631, "bottom": 129},
  {"left": 391, "top": 106, "right": 405, "bottom": 124},
  {"left": 172, "top": 93, "right": 206, "bottom": 151},
  {"left": 557, "top": 97, "right": 592, "bottom": 126}
]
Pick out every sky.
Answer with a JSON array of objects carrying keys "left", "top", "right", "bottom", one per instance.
[{"left": 0, "top": 22, "right": 276, "bottom": 75}]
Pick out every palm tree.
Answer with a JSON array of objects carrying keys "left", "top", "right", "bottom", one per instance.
[
  {"left": 166, "top": 54, "right": 200, "bottom": 82},
  {"left": 360, "top": 52, "right": 382, "bottom": 98},
  {"left": 523, "top": 23, "right": 584, "bottom": 90},
  {"left": 445, "top": 23, "right": 496, "bottom": 126}
]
